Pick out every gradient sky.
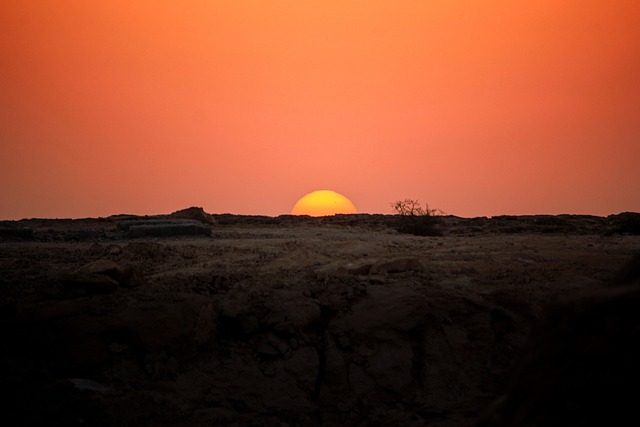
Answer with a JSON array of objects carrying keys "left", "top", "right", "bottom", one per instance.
[{"left": 2, "top": 0, "right": 639, "bottom": 219}]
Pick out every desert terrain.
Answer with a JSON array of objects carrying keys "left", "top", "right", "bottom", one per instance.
[{"left": 1, "top": 208, "right": 639, "bottom": 426}]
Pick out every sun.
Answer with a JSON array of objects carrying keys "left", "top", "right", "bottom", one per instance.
[{"left": 291, "top": 190, "right": 357, "bottom": 216}]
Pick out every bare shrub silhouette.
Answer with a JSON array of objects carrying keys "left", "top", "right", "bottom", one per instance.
[{"left": 391, "top": 199, "right": 444, "bottom": 236}]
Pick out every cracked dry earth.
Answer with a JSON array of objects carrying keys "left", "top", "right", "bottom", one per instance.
[{"left": 1, "top": 217, "right": 639, "bottom": 426}]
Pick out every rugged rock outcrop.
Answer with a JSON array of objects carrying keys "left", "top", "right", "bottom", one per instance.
[
  {"left": 479, "top": 254, "right": 640, "bottom": 427},
  {"left": 1, "top": 214, "right": 638, "bottom": 426},
  {"left": 169, "top": 206, "right": 216, "bottom": 225}
]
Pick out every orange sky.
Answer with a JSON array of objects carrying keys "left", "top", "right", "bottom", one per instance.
[{"left": 2, "top": 0, "right": 639, "bottom": 219}]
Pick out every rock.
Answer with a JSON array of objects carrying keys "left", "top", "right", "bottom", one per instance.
[
  {"left": 335, "top": 258, "right": 422, "bottom": 276},
  {"left": 120, "top": 264, "right": 144, "bottom": 288},
  {"left": 78, "top": 259, "right": 122, "bottom": 281},
  {"left": 111, "top": 297, "right": 210, "bottom": 354},
  {"left": 19, "top": 295, "right": 208, "bottom": 377},
  {"left": 218, "top": 284, "right": 263, "bottom": 338},
  {"left": 169, "top": 206, "right": 216, "bottom": 225},
  {"left": 73, "top": 259, "right": 142, "bottom": 289},
  {"left": 5, "top": 212, "right": 637, "bottom": 427},
  {"left": 337, "top": 259, "right": 421, "bottom": 276},
  {"left": 256, "top": 334, "right": 289, "bottom": 358},
  {"left": 262, "top": 310, "right": 288, "bottom": 327},
  {"left": 613, "top": 252, "right": 640, "bottom": 286},
  {"left": 0, "top": 224, "right": 33, "bottom": 240},
  {"left": 269, "top": 297, "right": 322, "bottom": 333},
  {"left": 122, "top": 241, "right": 166, "bottom": 261},
  {"left": 193, "top": 303, "right": 216, "bottom": 346},
  {"left": 370, "top": 258, "right": 422, "bottom": 274},
  {"left": 144, "top": 352, "right": 180, "bottom": 379},
  {"left": 322, "top": 334, "right": 349, "bottom": 387},
  {"left": 86, "top": 242, "right": 121, "bottom": 256},
  {"left": 61, "top": 272, "right": 119, "bottom": 294},
  {"left": 282, "top": 346, "right": 319, "bottom": 386},
  {"left": 479, "top": 256, "right": 640, "bottom": 427},
  {"left": 338, "top": 261, "right": 374, "bottom": 276},
  {"left": 88, "top": 243, "right": 106, "bottom": 256},
  {"left": 68, "top": 378, "right": 116, "bottom": 395},
  {"left": 117, "top": 218, "right": 212, "bottom": 237},
  {"left": 125, "top": 219, "right": 212, "bottom": 238},
  {"left": 218, "top": 314, "right": 260, "bottom": 338},
  {"left": 606, "top": 212, "right": 640, "bottom": 235}
]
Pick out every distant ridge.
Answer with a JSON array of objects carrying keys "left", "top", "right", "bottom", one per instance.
[{"left": 2, "top": 210, "right": 639, "bottom": 241}]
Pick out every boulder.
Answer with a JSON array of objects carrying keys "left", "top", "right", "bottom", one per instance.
[{"left": 169, "top": 206, "right": 216, "bottom": 224}]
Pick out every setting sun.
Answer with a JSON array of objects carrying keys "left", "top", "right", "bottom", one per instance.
[{"left": 291, "top": 190, "right": 357, "bottom": 216}]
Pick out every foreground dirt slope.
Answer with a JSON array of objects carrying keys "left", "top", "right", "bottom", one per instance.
[{"left": 1, "top": 212, "right": 639, "bottom": 426}]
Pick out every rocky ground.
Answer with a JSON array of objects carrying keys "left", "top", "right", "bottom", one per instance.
[{"left": 1, "top": 209, "right": 639, "bottom": 426}]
